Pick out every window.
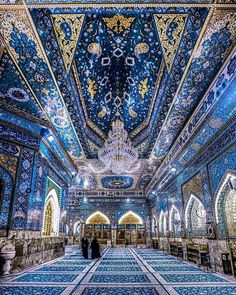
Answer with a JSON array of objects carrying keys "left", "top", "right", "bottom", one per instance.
[{"left": 43, "top": 201, "right": 53, "bottom": 236}]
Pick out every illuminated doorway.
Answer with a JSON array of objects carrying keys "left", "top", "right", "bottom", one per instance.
[
  {"left": 117, "top": 211, "right": 145, "bottom": 245},
  {"left": 84, "top": 211, "right": 111, "bottom": 244},
  {"left": 42, "top": 189, "right": 60, "bottom": 236}
]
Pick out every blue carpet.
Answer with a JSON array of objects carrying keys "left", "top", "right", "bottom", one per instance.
[
  {"left": 36, "top": 266, "right": 86, "bottom": 272},
  {"left": 96, "top": 266, "right": 142, "bottom": 271},
  {"left": 15, "top": 273, "right": 77, "bottom": 283},
  {"left": 81, "top": 287, "right": 160, "bottom": 295},
  {"left": 174, "top": 286, "right": 236, "bottom": 295},
  {"left": 89, "top": 274, "right": 151, "bottom": 283},
  {"left": 0, "top": 286, "right": 66, "bottom": 295},
  {"left": 152, "top": 265, "right": 199, "bottom": 272},
  {"left": 161, "top": 273, "right": 227, "bottom": 283},
  {"left": 1, "top": 247, "right": 235, "bottom": 295}
]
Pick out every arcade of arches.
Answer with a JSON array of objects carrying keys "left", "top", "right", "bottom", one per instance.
[{"left": 0, "top": 1, "right": 236, "bottom": 294}]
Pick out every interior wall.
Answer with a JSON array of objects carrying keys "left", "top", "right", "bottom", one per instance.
[
  {"left": 149, "top": 50, "right": 236, "bottom": 272},
  {"left": 66, "top": 190, "right": 150, "bottom": 245},
  {"left": 0, "top": 121, "right": 70, "bottom": 272}
]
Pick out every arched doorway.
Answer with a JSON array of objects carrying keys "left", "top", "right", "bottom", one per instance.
[
  {"left": 117, "top": 211, "right": 145, "bottom": 245},
  {"left": 169, "top": 205, "right": 181, "bottom": 237},
  {"left": 42, "top": 189, "right": 60, "bottom": 236},
  {"left": 84, "top": 211, "right": 111, "bottom": 244},
  {"left": 215, "top": 172, "right": 236, "bottom": 238},
  {"left": 185, "top": 194, "right": 207, "bottom": 237},
  {"left": 74, "top": 220, "right": 82, "bottom": 237}
]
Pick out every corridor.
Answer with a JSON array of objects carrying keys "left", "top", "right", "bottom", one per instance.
[{"left": 0, "top": 247, "right": 236, "bottom": 295}]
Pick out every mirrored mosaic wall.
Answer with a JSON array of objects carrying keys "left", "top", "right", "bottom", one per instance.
[{"left": 149, "top": 50, "right": 236, "bottom": 240}]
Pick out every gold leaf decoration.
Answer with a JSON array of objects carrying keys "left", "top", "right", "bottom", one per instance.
[
  {"left": 134, "top": 43, "right": 149, "bottom": 57},
  {"left": 98, "top": 106, "right": 107, "bottom": 118},
  {"left": 154, "top": 14, "right": 188, "bottom": 73},
  {"left": 103, "top": 14, "right": 135, "bottom": 34},
  {"left": 129, "top": 107, "right": 137, "bottom": 118},
  {"left": 138, "top": 78, "right": 148, "bottom": 99},
  {"left": 51, "top": 14, "right": 85, "bottom": 73},
  {"left": 87, "top": 78, "right": 97, "bottom": 100},
  {"left": 0, "top": 154, "right": 18, "bottom": 178},
  {"left": 88, "top": 43, "right": 102, "bottom": 57}
]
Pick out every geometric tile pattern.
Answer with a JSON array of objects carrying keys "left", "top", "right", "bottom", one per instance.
[{"left": 1, "top": 247, "right": 236, "bottom": 295}]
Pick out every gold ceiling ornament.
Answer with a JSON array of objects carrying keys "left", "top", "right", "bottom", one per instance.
[
  {"left": 129, "top": 106, "right": 138, "bottom": 118},
  {"left": 103, "top": 14, "right": 135, "bottom": 34},
  {"left": 88, "top": 43, "right": 102, "bottom": 57},
  {"left": 51, "top": 14, "right": 85, "bottom": 73},
  {"left": 0, "top": 154, "right": 18, "bottom": 178},
  {"left": 86, "top": 211, "right": 110, "bottom": 224},
  {"left": 154, "top": 14, "right": 188, "bottom": 73},
  {"left": 98, "top": 106, "right": 107, "bottom": 118},
  {"left": 138, "top": 78, "right": 149, "bottom": 99},
  {"left": 119, "top": 211, "right": 143, "bottom": 225},
  {"left": 87, "top": 78, "right": 97, "bottom": 100},
  {"left": 134, "top": 43, "right": 149, "bottom": 57},
  {"left": 0, "top": 45, "right": 4, "bottom": 62}
]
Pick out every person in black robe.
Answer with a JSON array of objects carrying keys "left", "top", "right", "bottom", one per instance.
[
  {"left": 91, "top": 235, "right": 100, "bottom": 259},
  {"left": 81, "top": 235, "right": 89, "bottom": 259}
]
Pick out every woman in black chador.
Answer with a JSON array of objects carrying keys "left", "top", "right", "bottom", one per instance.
[
  {"left": 91, "top": 235, "right": 100, "bottom": 259},
  {"left": 81, "top": 235, "right": 89, "bottom": 259}
]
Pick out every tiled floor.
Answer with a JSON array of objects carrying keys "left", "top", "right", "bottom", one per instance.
[{"left": 1, "top": 247, "right": 236, "bottom": 294}]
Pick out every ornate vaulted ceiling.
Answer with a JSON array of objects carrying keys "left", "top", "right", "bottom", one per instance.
[{"left": 0, "top": 0, "right": 235, "bottom": 191}]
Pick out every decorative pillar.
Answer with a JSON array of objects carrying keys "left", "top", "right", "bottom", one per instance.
[{"left": 111, "top": 225, "right": 116, "bottom": 247}]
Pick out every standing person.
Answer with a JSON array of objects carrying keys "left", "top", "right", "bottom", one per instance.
[
  {"left": 81, "top": 234, "right": 89, "bottom": 259},
  {"left": 91, "top": 235, "right": 100, "bottom": 259}
]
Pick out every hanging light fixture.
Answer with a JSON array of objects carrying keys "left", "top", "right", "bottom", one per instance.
[{"left": 98, "top": 118, "right": 138, "bottom": 175}]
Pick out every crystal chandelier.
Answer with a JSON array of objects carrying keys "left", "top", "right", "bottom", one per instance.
[{"left": 98, "top": 118, "right": 138, "bottom": 175}]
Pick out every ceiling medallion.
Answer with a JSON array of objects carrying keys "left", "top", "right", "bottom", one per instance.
[{"left": 98, "top": 117, "right": 138, "bottom": 175}]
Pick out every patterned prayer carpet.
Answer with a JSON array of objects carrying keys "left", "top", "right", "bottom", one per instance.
[{"left": 1, "top": 247, "right": 236, "bottom": 294}]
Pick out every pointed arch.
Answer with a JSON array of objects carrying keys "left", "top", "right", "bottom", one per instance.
[
  {"left": 42, "top": 188, "right": 60, "bottom": 236},
  {"left": 74, "top": 220, "right": 82, "bottom": 235},
  {"left": 214, "top": 170, "right": 236, "bottom": 238},
  {"left": 86, "top": 211, "right": 110, "bottom": 224},
  {"left": 118, "top": 211, "right": 143, "bottom": 225},
  {"left": 214, "top": 170, "right": 236, "bottom": 223},
  {"left": 159, "top": 211, "right": 167, "bottom": 235},
  {"left": 169, "top": 205, "right": 181, "bottom": 237},
  {"left": 185, "top": 194, "right": 206, "bottom": 237}
]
